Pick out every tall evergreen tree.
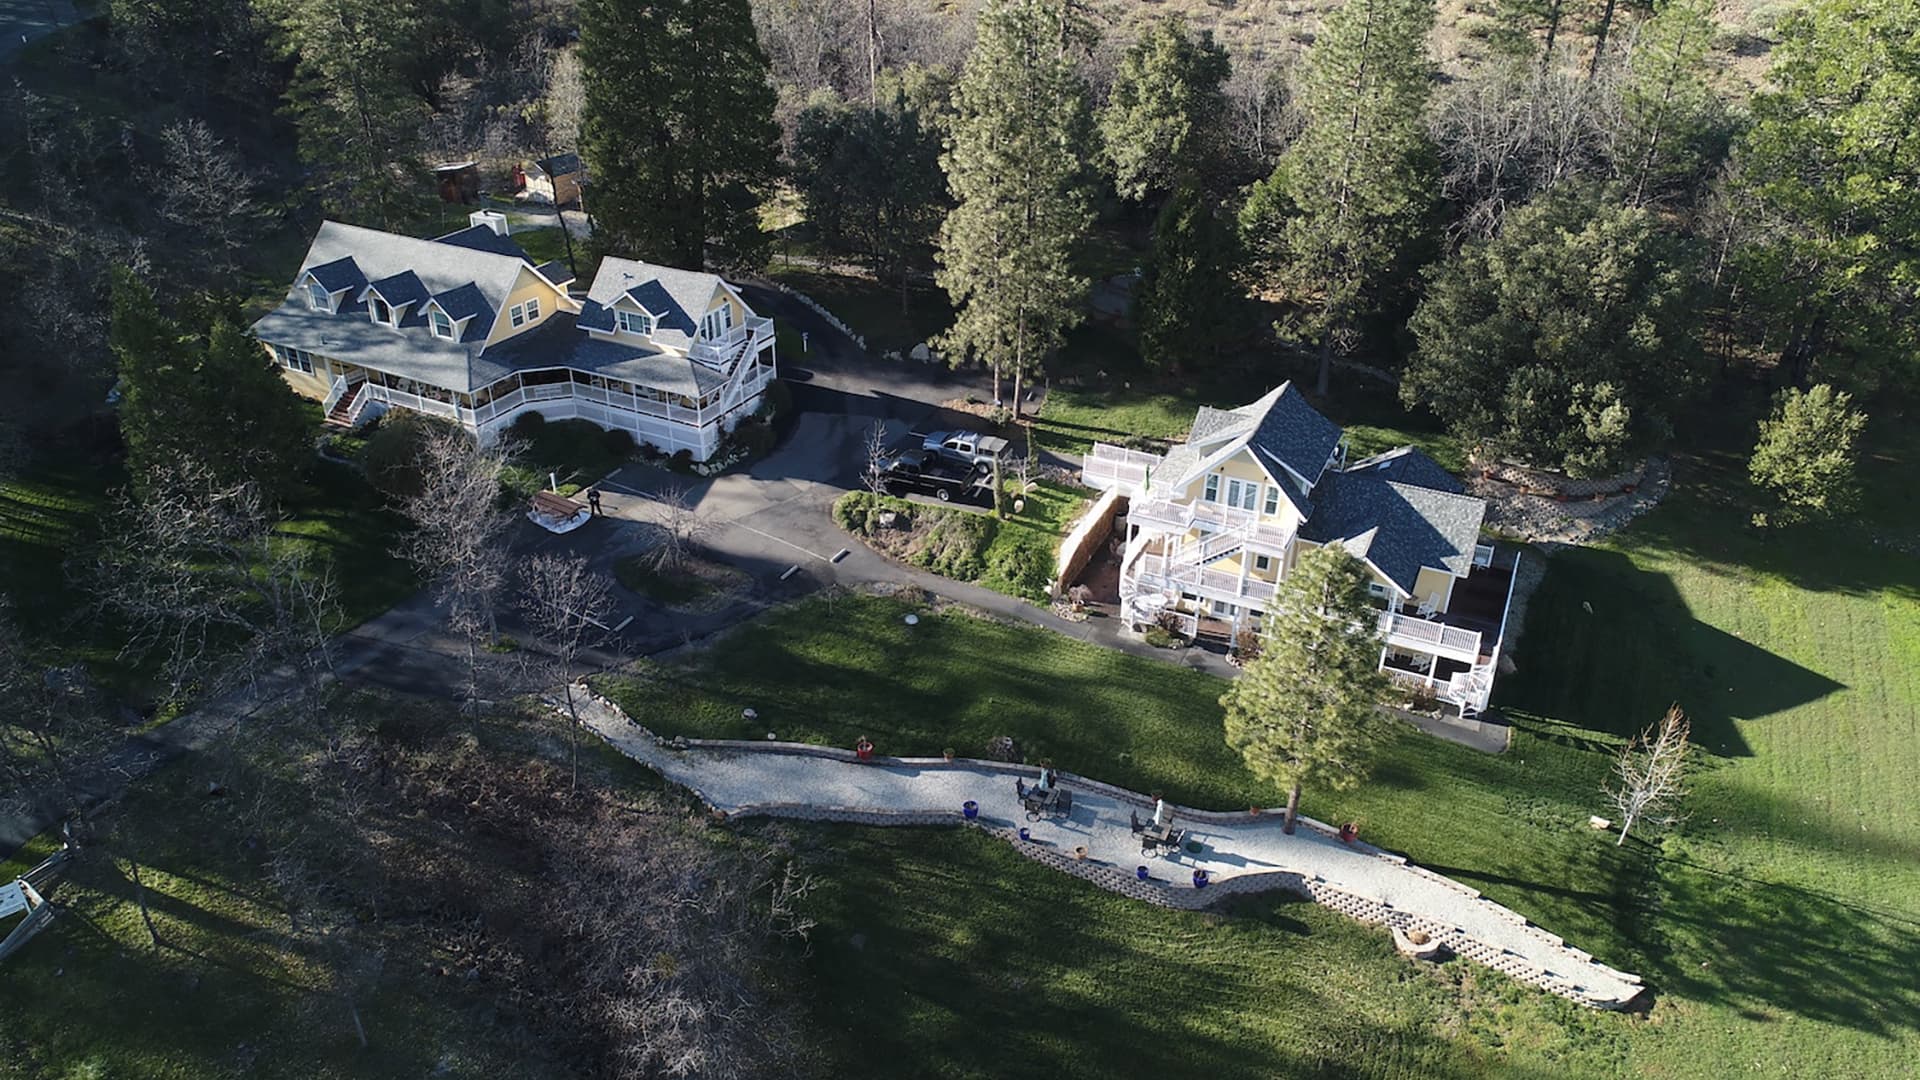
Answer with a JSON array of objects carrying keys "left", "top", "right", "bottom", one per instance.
[
  {"left": 1748, "top": 383, "right": 1868, "bottom": 527},
  {"left": 579, "top": 0, "right": 780, "bottom": 269},
  {"left": 1239, "top": 0, "right": 1437, "bottom": 396},
  {"left": 111, "top": 272, "right": 311, "bottom": 503},
  {"left": 1135, "top": 180, "right": 1242, "bottom": 373},
  {"left": 1616, "top": 0, "right": 1726, "bottom": 206},
  {"left": 262, "top": 0, "right": 423, "bottom": 229},
  {"left": 1098, "top": 17, "right": 1232, "bottom": 202},
  {"left": 1220, "top": 544, "right": 1391, "bottom": 834},
  {"left": 1732, "top": 0, "right": 1920, "bottom": 388},
  {"left": 936, "top": 0, "right": 1093, "bottom": 417}
]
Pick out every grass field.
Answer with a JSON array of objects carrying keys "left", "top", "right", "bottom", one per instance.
[
  {"left": 598, "top": 406, "right": 1920, "bottom": 1076},
  {"left": 766, "top": 263, "right": 955, "bottom": 353}
]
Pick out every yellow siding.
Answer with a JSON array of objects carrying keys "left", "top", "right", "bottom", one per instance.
[
  {"left": 483, "top": 268, "right": 572, "bottom": 346},
  {"left": 1412, "top": 567, "right": 1457, "bottom": 613},
  {"left": 1176, "top": 449, "right": 1302, "bottom": 532},
  {"left": 266, "top": 343, "right": 332, "bottom": 400}
]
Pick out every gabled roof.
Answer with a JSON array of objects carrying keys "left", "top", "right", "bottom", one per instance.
[
  {"left": 534, "top": 260, "right": 575, "bottom": 288},
  {"left": 534, "top": 152, "right": 582, "bottom": 178},
  {"left": 1347, "top": 446, "right": 1466, "bottom": 494},
  {"left": 576, "top": 258, "right": 723, "bottom": 350},
  {"left": 1166, "top": 382, "right": 1345, "bottom": 515},
  {"left": 363, "top": 270, "right": 430, "bottom": 310},
  {"left": 251, "top": 221, "right": 540, "bottom": 393},
  {"left": 432, "top": 223, "right": 535, "bottom": 261},
  {"left": 1299, "top": 464, "right": 1487, "bottom": 594},
  {"left": 304, "top": 256, "right": 365, "bottom": 294}
]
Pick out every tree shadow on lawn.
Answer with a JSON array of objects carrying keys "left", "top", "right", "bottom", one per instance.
[
  {"left": 1499, "top": 547, "right": 1844, "bottom": 757},
  {"left": 1638, "top": 847, "right": 1920, "bottom": 1037}
]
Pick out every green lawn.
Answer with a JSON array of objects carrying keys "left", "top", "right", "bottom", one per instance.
[
  {"left": 600, "top": 409, "right": 1920, "bottom": 1076},
  {"left": 766, "top": 264, "right": 955, "bottom": 353},
  {"left": 500, "top": 418, "right": 629, "bottom": 496},
  {"left": 613, "top": 554, "right": 714, "bottom": 606}
]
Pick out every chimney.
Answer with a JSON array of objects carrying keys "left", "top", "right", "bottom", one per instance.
[{"left": 469, "top": 209, "right": 511, "bottom": 237}]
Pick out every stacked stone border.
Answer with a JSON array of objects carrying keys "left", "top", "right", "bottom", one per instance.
[
  {"left": 577, "top": 687, "right": 1646, "bottom": 1011},
  {"left": 766, "top": 281, "right": 868, "bottom": 352}
]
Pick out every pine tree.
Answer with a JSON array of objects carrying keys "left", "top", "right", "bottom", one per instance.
[
  {"left": 110, "top": 270, "right": 197, "bottom": 499},
  {"left": 936, "top": 0, "right": 1094, "bottom": 417},
  {"left": 1220, "top": 544, "right": 1391, "bottom": 834},
  {"left": 1135, "top": 180, "right": 1242, "bottom": 374},
  {"left": 1098, "top": 17, "right": 1232, "bottom": 202},
  {"left": 1239, "top": 0, "right": 1437, "bottom": 396},
  {"left": 1748, "top": 383, "right": 1868, "bottom": 527},
  {"left": 1616, "top": 0, "right": 1725, "bottom": 206},
  {"left": 1733, "top": 0, "right": 1920, "bottom": 387},
  {"left": 579, "top": 0, "right": 780, "bottom": 269},
  {"left": 261, "top": 0, "right": 423, "bottom": 229}
]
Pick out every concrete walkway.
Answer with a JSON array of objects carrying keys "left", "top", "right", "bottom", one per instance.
[{"left": 575, "top": 688, "right": 1644, "bottom": 1011}]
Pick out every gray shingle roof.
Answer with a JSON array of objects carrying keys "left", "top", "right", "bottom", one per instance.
[
  {"left": 535, "top": 152, "right": 582, "bottom": 178},
  {"left": 364, "top": 270, "right": 431, "bottom": 310},
  {"left": 576, "top": 258, "right": 724, "bottom": 350},
  {"left": 535, "top": 260, "right": 576, "bottom": 287},
  {"left": 432, "top": 223, "right": 535, "bottom": 261},
  {"left": 1346, "top": 446, "right": 1465, "bottom": 494},
  {"left": 1299, "top": 469, "right": 1487, "bottom": 594},
  {"left": 306, "top": 256, "right": 365, "bottom": 294},
  {"left": 476, "top": 313, "right": 727, "bottom": 395},
  {"left": 1236, "top": 382, "right": 1344, "bottom": 485}
]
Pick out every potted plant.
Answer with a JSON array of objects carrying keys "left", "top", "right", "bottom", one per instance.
[
  {"left": 962, "top": 800, "right": 979, "bottom": 820},
  {"left": 1191, "top": 869, "right": 1209, "bottom": 889},
  {"left": 942, "top": 747, "right": 956, "bottom": 762},
  {"left": 1072, "top": 845, "right": 1089, "bottom": 861},
  {"left": 1135, "top": 865, "right": 1150, "bottom": 882}
]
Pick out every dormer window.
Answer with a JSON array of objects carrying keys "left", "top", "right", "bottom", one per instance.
[
  {"left": 369, "top": 295, "right": 393, "bottom": 325},
  {"left": 430, "top": 310, "right": 455, "bottom": 339},
  {"left": 508, "top": 298, "right": 541, "bottom": 327},
  {"left": 306, "top": 280, "right": 333, "bottom": 311},
  {"left": 617, "top": 309, "right": 653, "bottom": 336}
]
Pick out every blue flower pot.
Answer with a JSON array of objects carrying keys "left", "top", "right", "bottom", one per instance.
[
  {"left": 1192, "top": 869, "right": 1210, "bottom": 889},
  {"left": 1018, "top": 827, "right": 1030, "bottom": 841},
  {"left": 962, "top": 800, "right": 978, "bottom": 820},
  {"left": 1136, "top": 866, "right": 1150, "bottom": 882}
]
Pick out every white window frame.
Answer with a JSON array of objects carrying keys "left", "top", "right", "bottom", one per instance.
[
  {"left": 1225, "top": 478, "right": 1258, "bottom": 512},
  {"left": 276, "top": 345, "right": 314, "bottom": 374},
  {"left": 1263, "top": 485, "right": 1280, "bottom": 516},
  {"left": 509, "top": 299, "right": 541, "bottom": 328},
  {"left": 369, "top": 295, "right": 392, "bottom": 326},
  {"left": 1368, "top": 581, "right": 1390, "bottom": 599},
  {"left": 617, "top": 309, "right": 653, "bottom": 335},
  {"left": 1203, "top": 474, "right": 1220, "bottom": 502},
  {"left": 1212, "top": 599, "right": 1239, "bottom": 617},
  {"left": 430, "top": 310, "right": 454, "bottom": 339},
  {"left": 701, "top": 304, "right": 734, "bottom": 340},
  {"left": 306, "top": 280, "right": 333, "bottom": 312},
  {"left": 1254, "top": 555, "right": 1273, "bottom": 573}
]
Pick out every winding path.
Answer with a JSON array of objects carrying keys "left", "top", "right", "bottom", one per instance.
[{"left": 574, "top": 687, "right": 1645, "bottom": 1010}]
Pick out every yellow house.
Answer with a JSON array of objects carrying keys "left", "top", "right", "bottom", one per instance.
[
  {"left": 1084, "top": 383, "right": 1513, "bottom": 718},
  {"left": 250, "top": 217, "right": 776, "bottom": 460}
]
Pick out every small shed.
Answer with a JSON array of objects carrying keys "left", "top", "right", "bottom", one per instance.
[
  {"left": 527, "top": 152, "right": 584, "bottom": 207},
  {"left": 433, "top": 161, "right": 481, "bottom": 204}
]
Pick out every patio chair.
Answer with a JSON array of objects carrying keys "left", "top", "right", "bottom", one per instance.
[
  {"left": 1015, "top": 778, "right": 1027, "bottom": 800},
  {"left": 1415, "top": 595, "right": 1440, "bottom": 620},
  {"left": 1130, "top": 810, "right": 1144, "bottom": 835}
]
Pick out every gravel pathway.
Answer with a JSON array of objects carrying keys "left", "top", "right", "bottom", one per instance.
[{"left": 574, "top": 688, "right": 1644, "bottom": 1009}]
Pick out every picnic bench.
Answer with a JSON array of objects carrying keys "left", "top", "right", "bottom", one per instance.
[{"left": 527, "top": 490, "right": 590, "bottom": 534}]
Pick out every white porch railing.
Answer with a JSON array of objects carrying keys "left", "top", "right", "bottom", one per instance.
[
  {"left": 690, "top": 315, "right": 774, "bottom": 366},
  {"left": 1082, "top": 443, "right": 1161, "bottom": 493},
  {"left": 1133, "top": 552, "right": 1279, "bottom": 604},
  {"left": 1378, "top": 610, "right": 1483, "bottom": 662},
  {"left": 321, "top": 375, "right": 348, "bottom": 416}
]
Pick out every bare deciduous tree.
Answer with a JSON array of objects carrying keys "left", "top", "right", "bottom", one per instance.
[
  {"left": 648, "top": 484, "right": 714, "bottom": 573},
  {"left": 518, "top": 553, "right": 613, "bottom": 790},
  {"left": 862, "top": 421, "right": 891, "bottom": 495},
  {"left": 155, "top": 119, "right": 262, "bottom": 276},
  {"left": 395, "top": 427, "right": 518, "bottom": 714},
  {"left": 1608, "top": 704, "right": 1692, "bottom": 847}
]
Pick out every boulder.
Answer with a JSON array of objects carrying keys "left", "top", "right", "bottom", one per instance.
[{"left": 910, "top": 342, "right": 931, "bottom": 362}]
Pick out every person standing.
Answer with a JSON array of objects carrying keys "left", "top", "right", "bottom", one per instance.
[{"left": 587, "top": 486, "right": 603, "bottom": 516}]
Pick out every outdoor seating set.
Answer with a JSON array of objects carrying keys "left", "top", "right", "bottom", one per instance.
[
  {"left": 1132, "top": 807, "right": 1185, "bottom": 857},
  {"left": 1015, "top": 776, "right": 1072, "bottom": 822}
]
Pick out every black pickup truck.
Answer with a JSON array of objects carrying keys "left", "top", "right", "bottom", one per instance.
[{"left": 876, "top": 448, "right": 993, "bottom": 505}]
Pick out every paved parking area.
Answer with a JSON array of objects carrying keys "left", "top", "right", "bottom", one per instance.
[{"left": 1, "top": 0, "right": 78, "bottom": 61}]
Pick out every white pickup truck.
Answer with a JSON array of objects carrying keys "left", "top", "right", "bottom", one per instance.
[{"left": 921, "top": 429, "right": 1010, "bottom": 469}]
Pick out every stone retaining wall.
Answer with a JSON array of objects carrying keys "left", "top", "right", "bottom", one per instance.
[
  {"left": 1477, "top": 457, "right": 1648, "bottom": 499},
  {"left": 576, "top": 686, "right": 1645, "bottom": 1011},
  {"left": 768, "top": 282, "right": 868, "bottom": 352}
]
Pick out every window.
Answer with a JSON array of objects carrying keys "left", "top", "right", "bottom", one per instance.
[
  {"left": 369, "top": 295, "right": 392, "bottom": 325},
  {"left": 1203, "top": 474, "right": 1219, "bottom": 502},
  {"left": 1224, "top": 478, "right": 1259, "bottom": 511},
  {"left": 1254, "top": 555, "right": 1273, "bottom": 573},
  {"left": 306, "top": 281, "right": 332, "bottom": 311},
  {"left": 509, "top": 298, "right": 542, "bottom": 327},
  {"left": 1263, "top": 485, "right": 1280, "bottom": 516},
  {"left": 1368, "top": 582, "right": 1390, "bottom": 599},
  {"left": 701, "top": 304, "right": 734, "bottom": 340},
  {"left": 1212, "top": 599, "right": 1239, "bottom": 618},
  {"left": 430, "top": 310, "right": 454, "bottom": 339},
  {"left": 275, "top": 345, "right": 314, "bottom": 374},
  {"left": 617, "top": 309, "right": 653, "bottom": 335}
]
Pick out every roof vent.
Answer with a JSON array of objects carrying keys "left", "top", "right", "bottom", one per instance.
[{"left": 469, "top": 209, "right": 510, "bottom": 237}]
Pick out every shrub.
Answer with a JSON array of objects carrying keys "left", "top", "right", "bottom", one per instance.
[
  {"left": 727, "top": 417, "right": 777, "bottom": 460},
  {"left": 983, "top": 535, "right": 1052, "bottom": 598},
  {"left": 363, "top": 411, "right": 450, "bottom": 499},
  {"left": 1144, "top": 626, "right": 1185, "bottom": 649},
  {"left": 757, "top": 379, "right": 793, "bottom": 422},
  {"left": 603, "top": 427, "right": 636, "bottom": 456},
  {"left": 511, "top": 410, "right": 546, "bottom": 436},
  {"left": 909, "top": 512, "right": 996, "bottom": 580},
  {"left": 638, "top": 441, "right": 663, "bottom": 460},
  {"left": 833, "top": 491, "right": 876, "bottom": 534},
  {"left": 670, "top": 448, "right": 694, "bottom": 472}
]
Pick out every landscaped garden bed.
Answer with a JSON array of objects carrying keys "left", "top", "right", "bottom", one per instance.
[
  {"left": 613, "top": 553, "right": 749, "bottom": 612},
  {"left": 831, "top": 478, "right": 1089, "bottom": 602}
]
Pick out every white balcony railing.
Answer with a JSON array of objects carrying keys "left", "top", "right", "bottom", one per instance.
[
  {"left": 1132, "top": 552, "right": 1279, "bottom": 604},
  {"left": 1082, "top": 442, "right": 1162, "bottom": 493},
  {"left": 690, "top": 315, "right": 774, "bottom": 367},
  {"left": 1378, "top": 610, "right": 1483, "bottom": 662}
]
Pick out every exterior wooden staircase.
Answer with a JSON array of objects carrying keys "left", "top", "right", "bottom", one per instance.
[{"left": 324, "top": 379, "right": 366, "bottom": 428}]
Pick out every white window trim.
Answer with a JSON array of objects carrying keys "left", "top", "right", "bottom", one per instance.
[
  {"left": 1263, "top": 485, "right": 1280, "bottom": 516},
  {"left": 368, "top": 294, "right": 393, "bottom": 326},
  {"left": 1254, "top": 555, "right": 1272, "bottom": 572},
  {"left": 430, "top": 310, "right": 455, "bottom": 339},
  {"left": 305, "top": 279, "right": 334, "bottom": 312},
  {"left": 701, "top": 304, "right": 734, "bottom": 340},
  {"left": 617, "top": 309, "right": 654, "bottom": 335},
  {"left": 276, "top": 345, "right": 314, "bottom": 374},
  {"left": 1367, "top": 581, "right": 1390, "bottom": 599},
  {"left": 1203, "top": 474, "right": 1220, "bottom": 502}
]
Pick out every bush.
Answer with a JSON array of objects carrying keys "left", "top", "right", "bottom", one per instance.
[
  {"left": 638, "top": 441, "right": 663, "bottom": 461},
  {"left": 670, "top": 448, "right": 694, "bottom": 472},
  {"left": 757, "top": 380, "right": 793, "bottom": 422},
  {"left": 982, "top": 535, "right": 1053, "bottom": 598},
  {"left": 511, "top": 410, "right": 546, "bottom": 436},
  {"left": 727, "top": 417, "right": 777, "bottom": 460},
  {"left": 833, "top": 491, "right": 876, "bottom": 534},
  {"left": 603, "top": 427, "right": 636, "bottom": 456},
  {"left": 363, "top": 411, "right": 449, "bottom": 499},
  {"left": 1144, "top": 626, "right": 1186, "bottom": 649},
  {"left": 910, "top": 512, "right": 995, "bottom": 580}
]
